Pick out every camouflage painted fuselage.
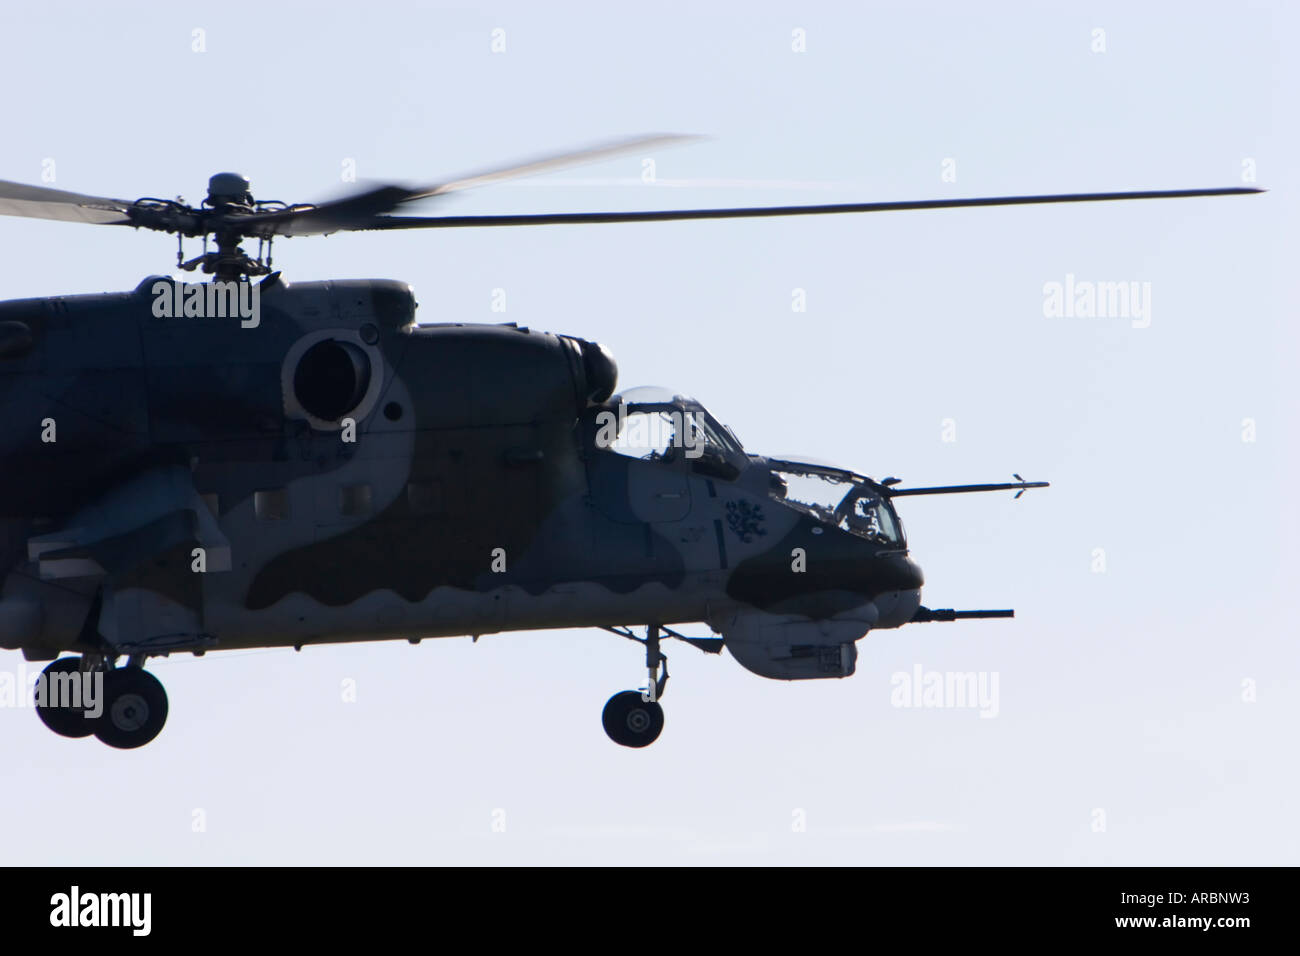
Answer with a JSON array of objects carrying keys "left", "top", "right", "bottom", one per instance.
[{"left": 0, "top": 277, "right": 922, "bottom": 681}]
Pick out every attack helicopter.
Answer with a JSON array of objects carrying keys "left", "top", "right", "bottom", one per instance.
[{"left": 0, "top": 135, "right": 1259, "bottom": 747}]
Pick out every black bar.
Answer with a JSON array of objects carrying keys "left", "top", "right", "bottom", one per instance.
[{"left": 0, "top": 866, "right": 1281, "bottom": 942}]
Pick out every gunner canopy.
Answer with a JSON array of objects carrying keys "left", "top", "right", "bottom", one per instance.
[{"left": 768, "top": 458, "right": 906, "bottom": 548}]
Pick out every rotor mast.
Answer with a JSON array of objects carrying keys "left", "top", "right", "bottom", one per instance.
[{"left": 185, "top": 173, "right": 273, "bottom": 282}]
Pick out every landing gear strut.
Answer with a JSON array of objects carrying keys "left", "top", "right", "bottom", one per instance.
[{"left": 601, "top": 625, "right": 668, "bottom": 748}]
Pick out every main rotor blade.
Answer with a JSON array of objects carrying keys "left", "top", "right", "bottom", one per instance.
[
  {"left": 240, "top": 133, "right": 700, "bottom": 238},
  {"left": 355, "top": 186, "right": 1262, "bottom": 230},
  {"left": 234, "top": 184, "right": 418, "bottom": 238},
  {"left": 408, "top": 133, "right": 701, "bottom": 200},
  {"left": 0, "top": 179, "right": 134, "bottom": 225}
]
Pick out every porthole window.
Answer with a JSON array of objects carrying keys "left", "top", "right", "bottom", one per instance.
[{"left": 254, "top": 489, "right": 288, "bottom": 521}]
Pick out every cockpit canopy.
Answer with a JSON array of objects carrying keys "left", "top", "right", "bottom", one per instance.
[
  {"left": 600, "top": 387, "right": 743, "bottom": 457},
  {"left": 594, "top": 386, "right": 746, "bottom": 478},
  {"left": 768, "top": 459, "right": 906, "bottom": 548}
]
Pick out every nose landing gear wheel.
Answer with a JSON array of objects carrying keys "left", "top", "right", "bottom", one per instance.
[
  {"left": 602, "top": 690, "right": 664, "bottom": 748},
  {"left": 94, "top": 667, "right": 169, "bottom": 750},
  {"left": 33, "top": 657, "right": 95, "bottom": 739}
]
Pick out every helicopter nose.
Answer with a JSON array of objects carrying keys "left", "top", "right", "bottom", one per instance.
[
  {"left": 878, "top": 554, "right": 924, "bottom": 591},
  {"left": 874, "top": 584, "right": 923, "bottom": 628}
]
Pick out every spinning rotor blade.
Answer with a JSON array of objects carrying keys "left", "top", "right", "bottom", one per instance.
[
  {"left": 356, "top": 186, "right": 1262, "bottom": 230},
  {"left": 0, "top": 179, "right": 133, "bottom": 225},
  {"left": 238, "top": 133, "right": 700, "bottom": 238},
  {"left": 408, "top": 133, "right": 701, "bottom": 199},
  {"left": 0, "top": 133, "right": 1263, "bottom": 258}
]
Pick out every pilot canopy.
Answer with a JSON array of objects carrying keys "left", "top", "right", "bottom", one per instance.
[{"left": 593, "top": 387, "right": 746, "bottom": 477}]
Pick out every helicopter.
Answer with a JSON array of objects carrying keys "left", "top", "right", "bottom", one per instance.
[{"left": 0, "top": 134, "right": 1260, "bottom": 748}]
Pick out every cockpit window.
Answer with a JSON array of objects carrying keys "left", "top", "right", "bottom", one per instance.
[
  {"left": 841, "top": 493, "right": 902, "bottom": 546},
  {"left": 602, "top": 409, "right": 680, "bottom": 460},
  {"left": 769, "top": 463, "right": 905, "bottom": 548},
  {"left": 685, "top": 412, "right": 743, "bottom": 456},
  {"left": 596, "top": 387, "right": 744, "bottom": 461}
]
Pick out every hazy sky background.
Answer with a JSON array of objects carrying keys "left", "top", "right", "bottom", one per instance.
[{"left": 1, "top": 0, "right": 1294, "bottom": 864}]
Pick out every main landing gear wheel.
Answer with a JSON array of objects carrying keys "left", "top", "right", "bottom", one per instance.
[
  {"left": 33, "top": 657, "right": 95, "bottom": 739},
  {"left": 94, "top": 667, "right": 169, "bottom": 750},
  {"left": 602, "top": 691, "right": 664, "bottom": 748},
  {"left": 600, "top": 624, "right": 670, "bottom": 747}
]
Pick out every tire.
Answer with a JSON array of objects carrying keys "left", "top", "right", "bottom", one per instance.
[
  {"left": 93, "top": 668, "right": 169, "bottom": 750},
  {"left": 33, "top": 657, "right": 95, "bottom": 739},
  {"left": 601, "top": 690, "right": 664, "bottom": 748}
]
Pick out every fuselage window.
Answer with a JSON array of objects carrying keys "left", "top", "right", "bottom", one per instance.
[{"left": 254, "top": 489, "right": 288, "bottom": 521}]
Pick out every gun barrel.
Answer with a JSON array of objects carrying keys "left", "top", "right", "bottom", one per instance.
[{"left": 912, "top": 607, "right": 1015, "bottom": 622}]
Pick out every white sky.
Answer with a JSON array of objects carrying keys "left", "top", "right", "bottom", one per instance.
[{"left": 0, "top": 0, "right": 1294, "bottom": 864}]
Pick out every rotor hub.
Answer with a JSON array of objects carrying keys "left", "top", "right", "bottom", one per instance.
[{"left": 207, "top": 172, "right": 252, "bottom": 207}]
